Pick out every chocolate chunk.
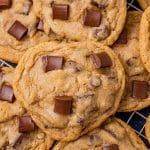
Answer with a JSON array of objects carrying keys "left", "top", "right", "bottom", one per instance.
[
  {"left": 94, "top": 25, "right": 110, "bottom": 40},
  {"left": 102, "top": 144, "right": 119, "bottom": 150},
  {"left": 8, "top": 20, "right": 28, "bottom": 40},
  {"left": 42, "top": 56, "right": 64, "bottom": 72},
  {"left": 90, "top": 52, "right": 112, "bottom": 68},
  {"left": 132, "top": 80, "right": 148, "bottom": 99},
  {"left": 54, "top": 96, "right": 73, "bottom": 115},
  {"left": 115, "top": 28, "right": 127, "bottom": 44},
  {"left": 84, "top": 9, "right": 101, "bottom": 27},
  {"left": 37, "top": 20, "right": 44, "bottom": 31},
  {"left": 52, "top": 4, "right": 69, "bottom": 20},
  {"left": 19, "top": 116, "right": 35, "bottom": 133},
  {"left": 0, "top": 83, "right": 15, "bottom": 103},
  {"left": 0, "top": 0, "right": 11, "bottom": 9},
  {"left": 13, "top": 134, "right": 25, "bottom": 148}
]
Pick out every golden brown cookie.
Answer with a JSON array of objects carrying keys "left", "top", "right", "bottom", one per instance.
[
  {"left": 14, "top": 41, "right": 125, "bottom": 141},
  {"left": 53, "top": 118, "right": 147, "bottom": 150},
  {"left": 145, "top": 115, "right": 150, "bottom": 144},
  {"left": 0, "top": 67, "right": 54, "bottom": 149},
  {"left": 113, "top": 11, "right": 150, "bottom": 112}
]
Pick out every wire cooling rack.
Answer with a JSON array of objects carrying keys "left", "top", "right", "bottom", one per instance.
[{"left": 0, "top": 0, "right": 150, "bottom": 148}]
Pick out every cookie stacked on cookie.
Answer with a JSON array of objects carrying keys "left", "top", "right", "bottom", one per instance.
[{"left": 0, "top": 0, "right": 150, "bottom": 149}]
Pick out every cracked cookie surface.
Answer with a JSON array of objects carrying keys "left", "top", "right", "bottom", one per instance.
[
  {"left": 14, "top": 41, "right": 125, "bottom": 141},
  {"left": 113, "top": 11, "right": 150, "bottom": 112},
  {"left": 53, "top": 118, "right": 147, "bottom": 150},
  {"left": 0, "top": 67, "right": 54, "bottom": 150}
]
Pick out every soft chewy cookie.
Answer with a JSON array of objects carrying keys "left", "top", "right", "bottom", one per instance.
[
  {"left": 0, "top": 67, "right": 24, "bottom": 122},
  {"left": 14, "top": 41, "right": 125, "bottom": 141},
  {"left": 0, "top": 0, "right": 52, "bottom": 63},
  {"left": 0, "top": 67, "right": 54, "bottom": 149},
  {"left": 113, "top": 11, "right": 150, "bottom": 112},
  {"left": 36, "top": 0, "right": 126, "bottom": 46},
  {"left": 53, "top": 118, "right": 147, "bottom": 150},
  {"left": 145, "top": 115, "right": 150, "bottom": 143},
  {"left": 140, "top": 7, "right": 150, "bottom": 73},
  {"left": 137, "top": 0, "right": 150, "bottom": 10}
]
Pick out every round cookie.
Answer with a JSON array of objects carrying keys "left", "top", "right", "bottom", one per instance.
[
  {"left": 14, "top": 41, "right": 125, "bottom": 141},
  {"left": 113, "top": 11, "right": 150, "bottom": 112},
  {"left": 139, "top": 7, "right": 150, "bottom": 73},
  {"left": 137, "top": 0, "right": 150, "bottom": 10},
  {"left": 53, "top": 118, "right": 147, "bottom": 150},
  {"left": 0, "top": 0, "right": 53, "bottom": 63},
  {"left": 36, "top": 0, "right": 127, "bottom": 46},
  {"left": 0, "top": 67, "right": 54, "bottom": 149},
  {"left": 145, "top": 115, "right": 150, "bottom": 143}
]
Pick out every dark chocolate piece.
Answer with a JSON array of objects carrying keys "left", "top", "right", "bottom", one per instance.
[
  {"left": 54, "top": 96, "right": 73, "bottom": 115},
  {"left": 37, "top": 20, "right": 44, "bottom": 31},
  {"left": 52, "top": 4, "right": 69, "bottom": 20},
  {"left": 42, "top": 56, "right": 64, "bottom": 72},
  {"left": 115, "top": 28, "right": 127, "bottom": 44},
  {"left": 8, "top": 20, "right": 28, "bottom": 40},
  {"left": 90, "top": 52, "right": 112, "bottom": 68},
  {"left": 102, "top": 144, "right": 119, "bottom": 150},
  {"left": 84, "top": 9, "right": 101, "bottom": 27},
  {"left": 0, "top": 0, "right": 11, "bottom": 9},
  {"left": 0, "top": 83, "right": 15, "bottom": 103},
  {"left": 132, "top": 80, "right": 148, "bottom": 99},
  {"left": 19, "top": 116, "right": 35, "bottom": 133}
]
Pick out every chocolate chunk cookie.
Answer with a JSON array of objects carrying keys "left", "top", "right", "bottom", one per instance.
[
  {"left": 139, "top": 7, "right": 150, "bottom": 73},
  {"left": 145, "top": 115, "right": 150, "bottom": 143},
  {"left": 0, "top": 0, "right": 52, "bottom": 63},
  {"left": 113, "top": 11, "right": 150, "bottom": 112},
  {"left": 0, "top": 67, "right": 24, "bottom": 122},
  {"left": 0, "top": 115, "right": 54, "bottom": 149},
  {"left": 137, "top": 0, "right": 150, "bottom": 10},
  {"left": 36, "top": 0, "right": 127, "bottom": 45},
  {"left": 14, "top": 41, "right": 125, "bottom": 141},
  {"left": 53, "top": 118, "right": 147, "bottom": 150},
  {"left": 0, "top": 67, "right": 54, "bottom": 149}
]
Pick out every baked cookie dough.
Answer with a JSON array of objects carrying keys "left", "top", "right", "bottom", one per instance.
[
  {"left": 0, "top": 0, "right": 53, "bottom": 63},
  {"left": 14, "top": 41, "right": 125, "bottom": 141},
  {"left": 0, "top": 67, "right": 24, "bottom": 122},
  {"left": 113, "top": 11, "right": 150, "bottom": 112},
  {"left": 139, "top": 7, "right": 150, "bottom": 73},
  {"left": 0, "top": 115, "right": 54, "bottom": 149},
  {"left": 36, "top": 0, "right": 127, "bottom": 46},
  {"left": 137, "top": 0, "right": 150, "bottom": 10},
  {"left": 0, "top": 67, "right": 54, "bottom": 149},
  {"left": 145, "top": 115, "right": 150, "bottom": 143},
  {"left": 53, "top": 118, "right": 147, "bottom": 150}
]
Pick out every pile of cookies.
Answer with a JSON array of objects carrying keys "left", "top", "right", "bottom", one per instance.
[{"left": 0, "top": 0, "right": 150, "bottom": 149}]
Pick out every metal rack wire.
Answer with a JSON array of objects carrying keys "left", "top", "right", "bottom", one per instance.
[{"left": 0, "top": 0, "right": 150, "bottom": 148}]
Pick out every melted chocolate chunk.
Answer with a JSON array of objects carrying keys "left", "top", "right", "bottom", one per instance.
[
  {"left": 132, "top": 80, "right": 148, "bottom": 99},
  {"left": 115, "top": 28, "right": 127, "bottom": 44},
  {"left": 84, "top": 9, "right": 101, "bottom": 27},
  {"left": 8, "top": 21, "right": 28, "bottom": 40},
  {"left": 0, "top": 83, "right": 15, "bottom": 103},
  {"left": 37, "top": 20, "right": 44, "bottom": 31},
  {"left": 52, "top": 4, "right": 69, "bottom": 20},
  {"left": 102, "top": 144, "right": 119, "bottom": 150},
  {"left": 0, "top": 0, "right": 11, "bottom": 9},
  {"left": 42, "top": 56, "right": 64, "bottom": 72},
  {"left": 90, "top": 52, "right": 112, "bottom": 68},
  {"left": 19, "top": 116, "right": 35, "bottom": 133},
  {"left": 54, "top": 96, "right": 73, "bottom": 115},
  {"left": 13, "top": 134, "right": 26, "bottom": 148}
]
